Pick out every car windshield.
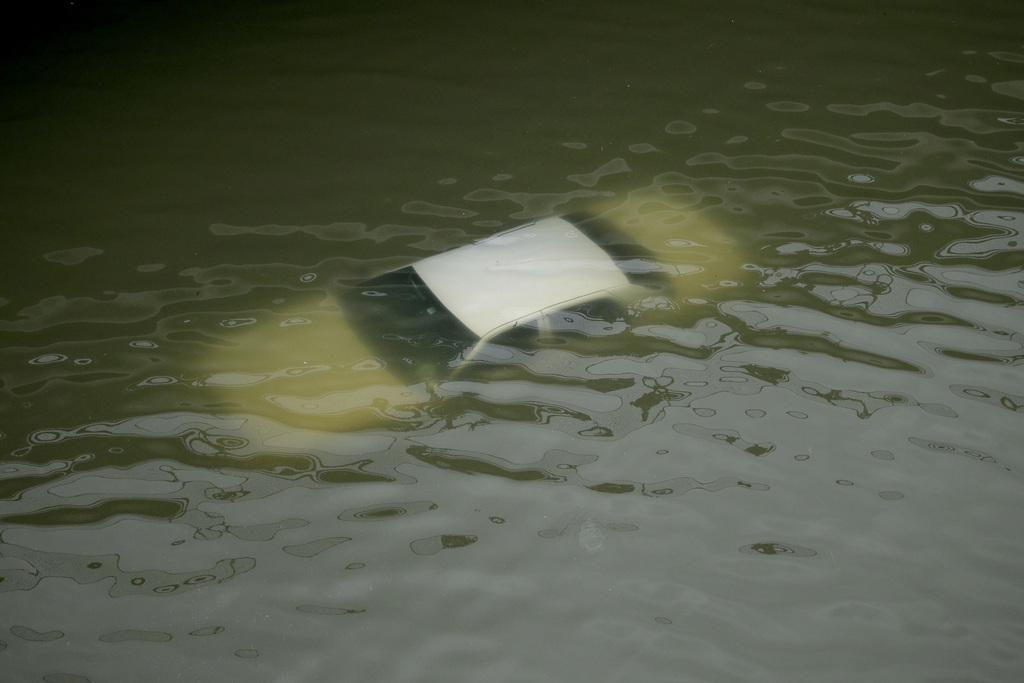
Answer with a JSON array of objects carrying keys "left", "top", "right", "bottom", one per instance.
[{"left": 339, "top": 266, "right": 478, "bottom": 384}]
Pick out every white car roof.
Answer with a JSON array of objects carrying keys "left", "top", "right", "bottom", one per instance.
[{"left": 413, "top": 216, "right": 633, "bottom": 339}]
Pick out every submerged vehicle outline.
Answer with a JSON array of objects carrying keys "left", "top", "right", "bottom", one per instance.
[{"left": 191, "top": 206, "right": 746, "bottom": 434}]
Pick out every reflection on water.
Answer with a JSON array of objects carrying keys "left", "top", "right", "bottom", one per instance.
[
  {"left": 1, "top": 542, "right": 256, "bottom": 597},
  {"left": 2, "top": 1, "right": 1024, "bottom": 681},
  {"left": 739, "top": 541, "right": 817, "bottom": 557}
]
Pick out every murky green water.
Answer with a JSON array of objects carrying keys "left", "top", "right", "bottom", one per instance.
[{"left": 2, "top": 1, "right": 1023, "bottom": 681}]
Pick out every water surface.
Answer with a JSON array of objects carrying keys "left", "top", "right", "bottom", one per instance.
[{"left": 2, "top": 1, "right": 1023, "bottom": 681}]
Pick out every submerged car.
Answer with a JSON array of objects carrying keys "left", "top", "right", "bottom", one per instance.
[{"left": 194, "top": 207, "right": 744, "bottom": 433}]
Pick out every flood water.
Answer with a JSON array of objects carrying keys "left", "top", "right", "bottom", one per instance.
[{"left": 2, "top": 1, "right": 1024, "bottom": 681}]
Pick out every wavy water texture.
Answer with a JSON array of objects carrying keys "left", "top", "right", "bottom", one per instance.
[
  {"left": 3, "top": 35, "right": 1024, "bottom": 682},
  {"left": 4, "top": 97, "right": 1022, "bottom": 530}
]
